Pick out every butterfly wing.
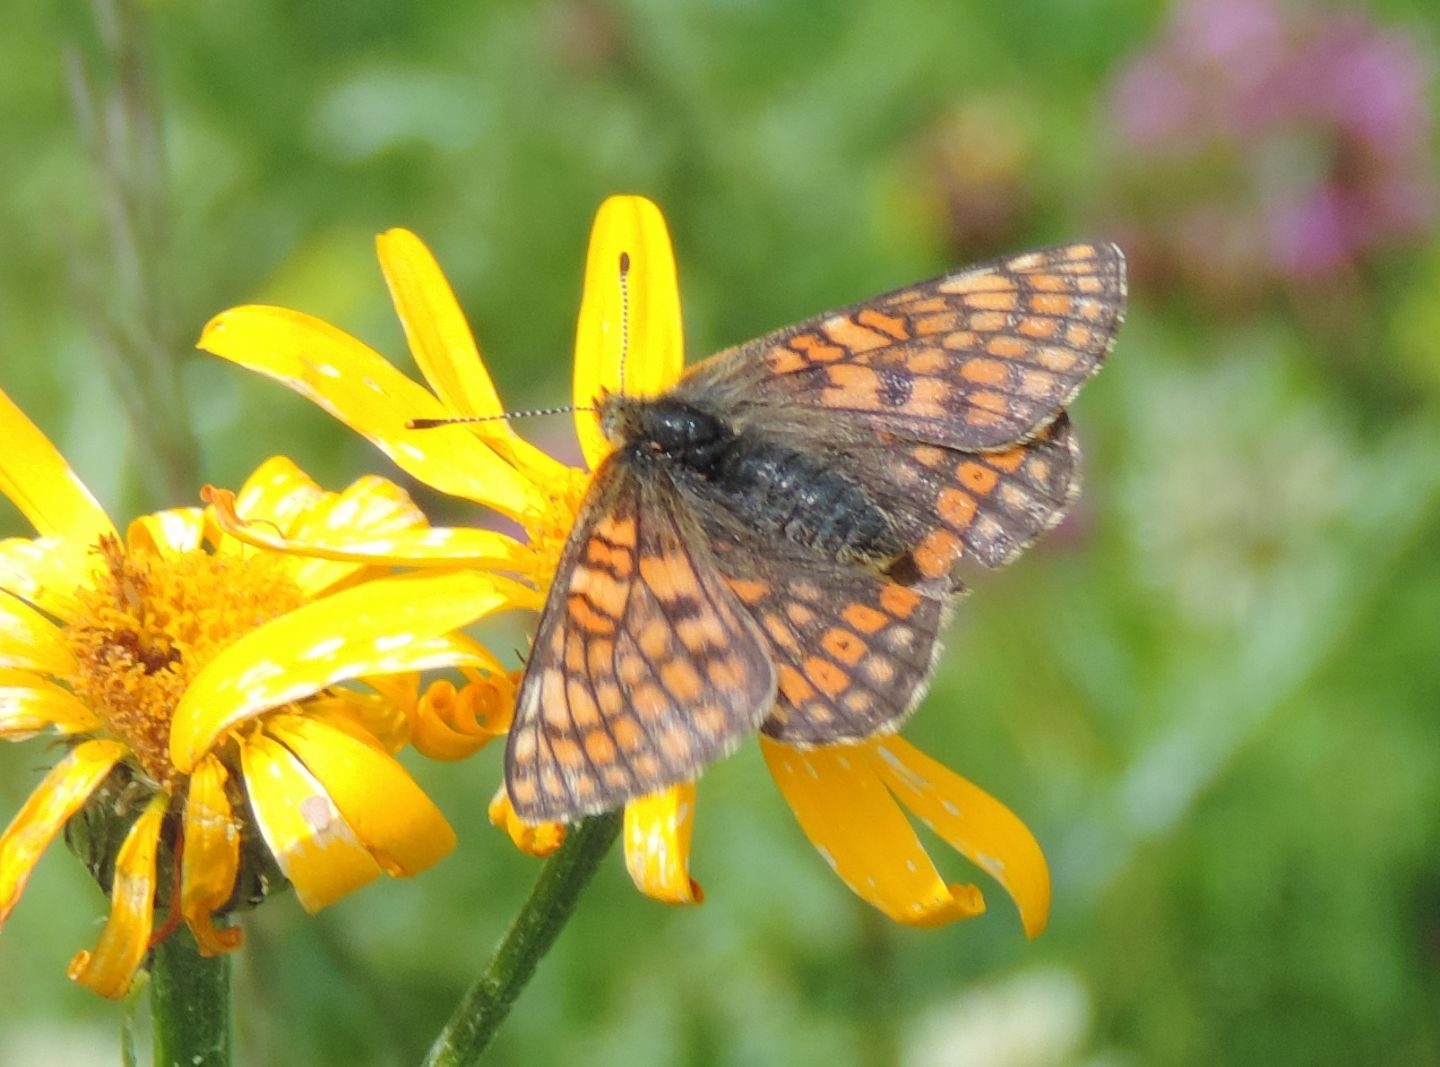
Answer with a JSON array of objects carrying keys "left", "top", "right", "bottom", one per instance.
[
  {"left": 708, "top": 533, "right": 950, "bottom": 744},
  {"left": 678, "top": 243, "right": 1125, "bottom": 452},
  {"left": 506, "top": 454, "right": 777, "bottom": 824}
]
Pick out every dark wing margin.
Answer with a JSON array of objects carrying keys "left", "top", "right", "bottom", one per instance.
[
  {"left": 506, "top": 456, "right": 776, "bottom": 824},
  {"left": 679, "top": 242, "right": 1125, "bottom": 451}
]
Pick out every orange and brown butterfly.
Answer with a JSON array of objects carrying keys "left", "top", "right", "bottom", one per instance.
[{"left": 505, "top": 241, "right": 1126, "bottom": 823}]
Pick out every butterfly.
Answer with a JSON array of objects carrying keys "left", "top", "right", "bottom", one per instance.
[{"left": 506, "top": 243, "right": 1127, "bottom": 823}]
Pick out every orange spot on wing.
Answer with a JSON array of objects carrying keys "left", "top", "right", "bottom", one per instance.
[
  {"left": 842, "top": 602, "right": 889, "bottom": 634},
  {"left": 726, "top": 577, "right": 771, "bottom": 604},
  {"left": 1030, "top": 293, "right": 1073, "bottom": 315},
  {"left": 960, "top": 359, "right": 1008, "bottom": 385},
  {"left": 1018, "top": 316, "right": 1058, "bottom": 339},
  {"left": 804, "top": 656, "right": 849, "bottom": 697},
  {"left": 986, "top": 335, "right": 1028, "bottom": 359},
  {"left": 914, "top": 529, "right": 961, "bottom": 577},
  {"left": 959, "top": 461, "right": 1000, "bottom": 495},
  {"left": 791, "top": 332, "right": 847, "bottom": 362},
  {"left": 964, "top": 291, "right": 1019, "bottom": 312},
  {"left": 986, "top": 447, "right": 1026, "bottom": 473},
  {"left": 880, "top": 584, "right": 921, "bottom": 619},
  {"left": 937, "top": 487, "right": 978, "bottom": 528},
  {"left": 778, "top": 665, "right": 816, "bottom": 704},
  {"left": 824, "top": 314, "right": 892, "bottom": 352},
  {"left": 821, "top": 627, "right": 866, "bottom": 665},
  {"left": 660, "top": 659, "right": 704, "bottom": 701}
]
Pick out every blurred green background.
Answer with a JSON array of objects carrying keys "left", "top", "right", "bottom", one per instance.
[{"left": 2, "top": 1, "right": 1438, "bottom": 1064}]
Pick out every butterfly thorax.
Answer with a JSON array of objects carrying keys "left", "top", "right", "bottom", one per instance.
[{"left": 602, "top": 392, "right": 905, "bottom": 564}]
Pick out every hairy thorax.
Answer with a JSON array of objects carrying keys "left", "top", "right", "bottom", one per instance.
[{"left": 602, "top": 393, "right": 904, "bottom": 563}]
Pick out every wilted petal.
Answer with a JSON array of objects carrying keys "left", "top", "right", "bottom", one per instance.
[
  {"left": 181, "top": 754, "right": 244, "bottom": 956},
  {"left": 412, "top": 669, "right": 513, "bottom": 761},
  {"left": 267, "top": 712, "right": 455, "bottom": 877},
  {"left": 198, "top": 306, "right": 543, "bottom": 518},
  {"left": 572, "top": 195, "right": 685, "bottom": 468},
  {"left": 171, "top": 568, "right": 523, "bottom": 772},
  {"left": 68, "top": 794, "right": 167, "bottom": 998},
  {"left": 623, "top": 784, "right": 702, "bottom": 905},
  {"left": 0, "top": 739, "right": 126, "bottom": 927},
  {"left": 240, "top": 732, "right": 381, "bottom": 911},
  {"left": 762, "top": 738, "right": 987, "bottom": 927},
  {"left": 871, "top": 737, "right": 1051, "bottom": 938}
]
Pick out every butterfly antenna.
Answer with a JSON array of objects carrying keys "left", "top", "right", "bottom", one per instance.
[
  {"left": 617, "top": 250, "right": 631, "bottom": 396},
  {"left": 407, "top": 405, "right": 596, "bottom": 431}
]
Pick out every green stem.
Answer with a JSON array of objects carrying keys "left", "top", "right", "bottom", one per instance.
[
  {"left": 424, "top": 811, "right": 622, "bottom": 1067},
  {"left": 150, "top": 926, "right": 231, "bottom": 1067}
]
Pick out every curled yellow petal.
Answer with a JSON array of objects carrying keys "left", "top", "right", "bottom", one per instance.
[
  {"left": 0, "top": 385, "right": 115, "bottom": 548},
  {"left": 1, "top": 739, "right": 126, "bottom": 928},
  {"left": 623, "top": 784, "right": 703, "bottom": 905},
  {"left": 0, "top": 669, "right": 102, "bottom": 739},
  {"left": 206, "top": 485, "right": 530, "bottom": 575},
  {"left": 0, "top": 590, "right": 74, "bottom": 676},
  {"left": 267, "top": 712, "right": 455, "bottom": 878},
  {"left": 125, "top": 508, "right": 206, "bottom": 558},
  {"left": 68, "top": 793, "right": 168, "bottom": 998},
  {"left": 489, "top": 787, "right": 564, "bottom": 858},
  {"left": 181, "top": 754, "right": 244, "bottom": 956},
  {"left": 871, "top": 737, "right": 1051, "bottom": 938},
  {"left": 239, "top": 732, "right": 381, "bottom": 911},
  {"left": 573, "top": 195, "right": 685, "bottom": 468},
  {"left": 377, "top": 228, "right": 569, "bottom": 486},
  {"left": 198, "top": 305, "right": 542, "bottom": 518},
  {"left": 761, "top": 737, "right": 987, "bottom": 928},
  {"left": 171, "top": 568, "right": 521, "bottom": 772},
  {"left": 411, "top": 673, "right": 514, "bottom": 761}
]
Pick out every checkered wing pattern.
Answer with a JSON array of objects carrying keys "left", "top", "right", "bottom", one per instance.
[
  {"left": 683, "top": 243, "right": 1125, "bottom": 451},
  {"left": 506, "top": 456, "right": 776, "bottom": 823},
  {"left": 868, "top": 413, "right": 1080, "bottom": 586},
  {"left": 712, "top": 539, "right": 948, "bottom": 744}
]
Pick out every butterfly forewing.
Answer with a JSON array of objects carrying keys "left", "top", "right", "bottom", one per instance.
[
  {"left": 506, "top": 456, "right": 776, "bottom": 823},
  {"left": 682, "top": 243, "right": 1124, "bottom": 452}
]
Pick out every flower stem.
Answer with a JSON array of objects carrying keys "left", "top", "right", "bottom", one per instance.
[
  {"left": 150, "top": 926, "right": 231, "bottom": 1067},
  {"left": 424, "top": 811, "right": 622, "bottom": 1066}
]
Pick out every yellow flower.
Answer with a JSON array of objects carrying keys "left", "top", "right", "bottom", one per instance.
[
  {"left": 198, "top": 195, "right": 1050, "bottom": 935},
  {"left": 0, "top": 390, "right": 514, "bottom": 997}
]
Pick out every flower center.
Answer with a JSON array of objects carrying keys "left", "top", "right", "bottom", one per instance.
[
  {"left": 64, "top": 536, "right": 304, "bottom": 788},
  {"left": 521, "top": 468, "right": 593, "bottom": 595}
]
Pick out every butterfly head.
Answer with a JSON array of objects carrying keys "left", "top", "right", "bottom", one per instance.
[{"left": 598, "top": 389, "right": 732, "bottom": 466}]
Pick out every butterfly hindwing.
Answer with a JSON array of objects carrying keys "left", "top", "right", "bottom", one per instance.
[
  {"left": 506, "top": 455, "right": 776, "bottom": 823},
  {"left": 706, "top": 536, "right": 948, "bottom": 745},
  {"left": 679, "top": 243, "right": 1124, "bottom": 452}
]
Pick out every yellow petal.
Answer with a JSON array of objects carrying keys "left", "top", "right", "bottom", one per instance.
[
  {"left": 68, "top": 793, "right": 168, "bottom": 998},
  {"left": 376, "top": 228, "right": 569, "bottom": 486},
  {"left": 181, "top": 754, "right": 244, "bottom": 956},
  {"left": 0, "top": 738, "right": 127, "bottom": 928},
  {"left": 0, "top": 386, "right": 115, "bottom": 548},
  {"left": 304, "top": 685, "right": 413, "bottom": 754},
  {"left": 871, "top": 737, "right": 1051, "bottom": 938},
  {"left": 0, "top": 590, "right": 75, "bottom": 676},
  {"left": 0, "top": 669, "right": 102, "bottom": 739},
  {"left": 572, "top": 195, "right": 685, "bottom": 469},
  {"left": 267, "top": 712, "right": 455, "bottom": 877},
  {"left": 206, "top": 484, "right": 530, "bottom": 577},
  {"left": 623, "top": 784, "right": 703, "bottom": 905},
  {"left": 171, "top": 568, "right": 526, "bottom": 772},
  {"left": 229, "top": 455, "right": 327, "bottom": 538},
  {"left": 488, "top": 787, "right": 564, "bottom": 858},
  {"left": 0, "top": 535, "right": 94, "bottom": 622},
  {"left": 761, "top": 737, "right": 987, "bottom": 928},
  {"left": 239, "top": 731, "right": 381, "bottom": 911},
  {"left": 125, "top": 508, "right": 206, "bottom": 558},
  {"left": 411, "top": 671, "right": 513, "bottom": 761},
  {"left": 198, "top": 306, "right": 543, "bottom": 518}
]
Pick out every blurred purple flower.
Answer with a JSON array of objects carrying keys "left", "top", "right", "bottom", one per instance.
[{"left": 1108, "top": 0, "right": 1436, "bottom": 292}]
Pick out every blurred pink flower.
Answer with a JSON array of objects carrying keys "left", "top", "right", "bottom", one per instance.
[{"left": 1108, "top": 0, "right": 1436, "bottom": 293}]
